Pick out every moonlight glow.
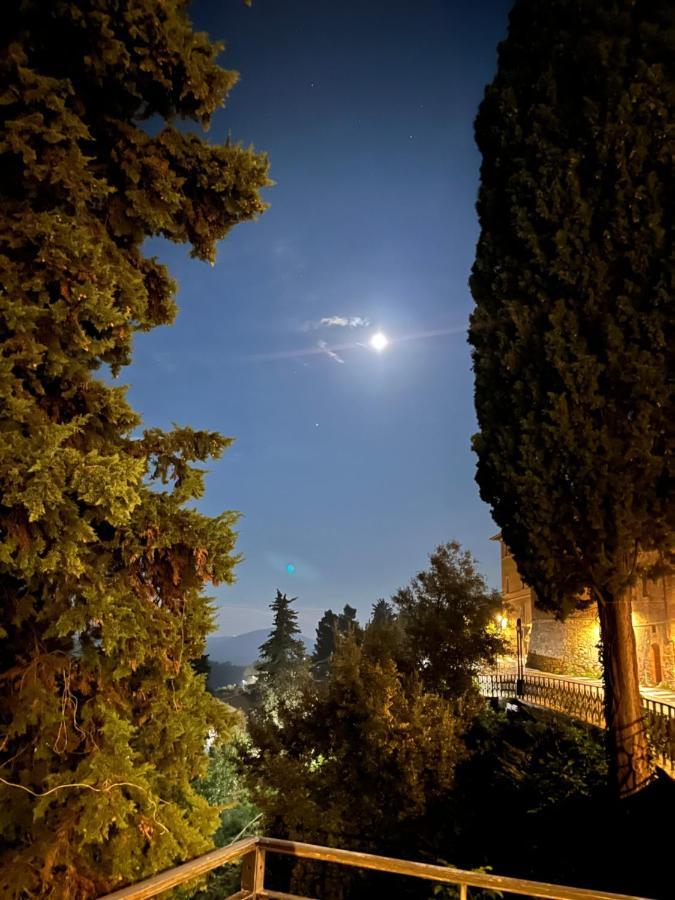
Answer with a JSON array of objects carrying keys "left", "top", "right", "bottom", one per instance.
[{"left": 370, "top": 332, "right": 389, "bottom": 352}]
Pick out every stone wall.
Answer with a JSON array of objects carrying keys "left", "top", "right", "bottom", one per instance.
[
  {"left": 633, "top": 620, "right": 675, "bottom": 688},
  {"left": 497, "top": 537, "right": 675, "bottom": 687},
  {"left": 527, "top": 609, "right": 602, "bottom": 677}
]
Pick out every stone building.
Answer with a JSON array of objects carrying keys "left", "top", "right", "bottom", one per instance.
[{"left": 493, "top": 536, "right": 675, "bottom": 687}]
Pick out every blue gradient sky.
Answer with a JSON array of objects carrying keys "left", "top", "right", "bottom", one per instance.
[{"left": 125, "top": 0, "right": 512, "bottom": 636}]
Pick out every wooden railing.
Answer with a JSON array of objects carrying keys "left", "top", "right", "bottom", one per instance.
[
  {"left": 477, "top": 673, "right": 675, "bottom": 773},
  {"left": 99, "top": 834, "right": 651, "bottom": 900}
]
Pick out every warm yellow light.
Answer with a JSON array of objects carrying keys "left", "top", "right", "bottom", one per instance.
[
  {"left": 370, "top": 332, "right": 389, "bottom": 352},
  {"left": 496, "top": 614, "right": 508, "bottom": 630}
]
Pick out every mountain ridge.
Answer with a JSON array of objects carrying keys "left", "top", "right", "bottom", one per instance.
[{"left": 207, "top": 628, "right": 314, "bottom": 666}]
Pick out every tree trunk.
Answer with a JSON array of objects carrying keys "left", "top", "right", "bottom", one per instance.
[{"left": 597, "top": 589, "right": 653, "bottom": 797}]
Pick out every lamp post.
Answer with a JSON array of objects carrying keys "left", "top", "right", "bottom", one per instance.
[{"left": 516, "top": 617, "right": 524, "bottom": 696}]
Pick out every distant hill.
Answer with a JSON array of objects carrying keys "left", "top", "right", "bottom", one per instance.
[
  {"left": 206, "top": 660, "right": 248, "bottom": 691},
  {"left": 207, "top": 628, "right": 315, "bottom": 666}
]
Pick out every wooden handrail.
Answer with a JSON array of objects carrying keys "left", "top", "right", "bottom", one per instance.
[
  {"left": 257, "top": 837, "right": 649, "bottom": 900},
  {"left": 98, "top": 835, "right": 652, "bottom": 900},
  {"left": 98, "top": 837, "right": 257, "bottom": 899}
]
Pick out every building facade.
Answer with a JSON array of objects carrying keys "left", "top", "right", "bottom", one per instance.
[{"left": 494, "top": 536, "right": 675, "bottom": 688}]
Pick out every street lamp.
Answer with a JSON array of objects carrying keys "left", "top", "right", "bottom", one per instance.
[{"left": 516, "top": 617, "right": 524, "bottom": 696}]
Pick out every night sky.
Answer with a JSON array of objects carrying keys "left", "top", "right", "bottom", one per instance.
[{"left": 126, "top": 0, "right": 512, "bottom": 637}]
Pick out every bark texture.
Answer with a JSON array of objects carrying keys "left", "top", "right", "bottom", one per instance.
[{"left": 597, "top": 590, "right": 652, "bottom": 795}]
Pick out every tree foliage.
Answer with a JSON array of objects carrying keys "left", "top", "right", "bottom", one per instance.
[
  {"left": 370, "top": 598, "right": 395, "bottom": 626},
  {"left": 312, "top": 609, "right": 339, "bottom": 677},
  {"left": 470, "top": 0, "right": 673, "bottom": 612},
  {"left": 392, "top": 541, "right": 506, "bottom": 700},
  {"left": 469, "top": 0, "right": 673, "bottom": 794},
  {"left": 312, "top": 604, "right": 363, "bottom": 678},
  {"left": 246, "top": 634, "right": 465, "bottom": 899},
  {"left": 257, "top": 590, "right": 305, "bottom": 685},
  {"left": 195, "top": 732, "right": 260, "bottom": 849},
  {"left": 0, "top": 1, "right": 269, "bottom": 895},
  {"left": 191, "top": 732, "right": 261, "bottom": 899}
]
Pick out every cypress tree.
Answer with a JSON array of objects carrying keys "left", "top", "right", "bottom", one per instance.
[
  {"left": 312, "top": 608, "right": 339, "bottom": 678},
  {"left": 469, "top": 0, "right": 673, "bottom": 795},
  {"left": 0, "top": 1, "right": 269, "bottom": 895}
]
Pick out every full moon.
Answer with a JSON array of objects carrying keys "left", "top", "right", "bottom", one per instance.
[{"left": 370, "top": 331, "right": 389, "bottom": 352}]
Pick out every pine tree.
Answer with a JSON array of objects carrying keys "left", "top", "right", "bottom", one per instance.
[
  {"left": 469, "top": 0, "right": 673, "bottom": 795},
  {"left": 257, "top": 590, "right": 306, "bottom": 684},
  {"left": 0, "top": 1, "right": 269, "bottom": 895}
]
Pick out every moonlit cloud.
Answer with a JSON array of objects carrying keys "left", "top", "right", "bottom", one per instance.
[
  {"left": 303, "top": 315, "right": 370, "bottom": 331},
  {"left": 318, "top": 339, "right": 345, "bottom": 364},
  {"left": 321, "top": 315, "right": 370, "bottom": 328}
]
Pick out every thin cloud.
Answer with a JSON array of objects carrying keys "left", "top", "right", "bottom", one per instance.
[
  {"left": 320, "top": 315, "right": 370, "bottom": 329},
  {"left": 245, "top": 323, "right": 465, "bottom": 363},
  {"left": 302, "top": 315, "right": 370, "bottom": 331},
  {"left": 318, "top": 339, "right": 345, "bottom": 364}
]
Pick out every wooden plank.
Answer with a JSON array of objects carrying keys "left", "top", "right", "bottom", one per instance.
[
  {"left": 241, "top": 847, "right": 265, "bottom": 894},
  {"left": 240, "top": 851, "right": 255, "bottom": 893},
  {"left": 258, "top": 838, "right": 651, "bottom": 900},
  {"left": 259, "top": 892, "right": 317, "bottom": 900},
  {"left": 98, "top": 837, "right": 257, "bottom": 899}
]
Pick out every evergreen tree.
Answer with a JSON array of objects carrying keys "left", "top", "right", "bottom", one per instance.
[
  {"left": 370, "top": 598, "right": 395, "bottom": 626},
  {"left": 392, "top": 541, "right": 506, "bottom": 701},
  {"left": 469, "top": 0, "right": 673, "bottom": 795},
  {"left": 257, "top": 590, "right": 306, "bottom": 684},
  {"left": 312, "top": 608, "right": 339, "bottom": 678},
  {"left": 312, "top": 604, "right": 362, "bottom": 679},
  {"left": 337, "top": 603, "right": 363, "bottom": 641},
  {"left": 0, "top": 1, "right": 269, "bottom": 895},
  {"left": 362, "top": 601, "right": 405, "bottom": 663}
]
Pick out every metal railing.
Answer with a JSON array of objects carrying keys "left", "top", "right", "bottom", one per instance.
[
  {"left": 477, "top": 673, "right": 675, "bottom": 772},
  {"left": 98, "top": 834, "right": 651, "bottom": 900}
]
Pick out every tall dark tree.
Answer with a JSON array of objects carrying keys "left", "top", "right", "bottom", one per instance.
[
  {"left": 312, "top": 608, "right": 339, "bottom": 678},
  {"left": 392, "top": 541, "right": 506, "bottom": 701},
  {"left": 0, "top": 1, "right": 269, "bottom": 895},
  {"left": 257, "top": 591, "right": 306, "bottom": 684},
  {"left": 469, "top": 0, "right": 673, "bottom": 795},
  {"left": 338, "top": 603, "right": 363, "bottom": 640},
  {"left": 370, "top": 598, "right": 395, "bottom": 626},
  {"left": 312, "top": 604, "right": 363, "bottom": 679}
]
